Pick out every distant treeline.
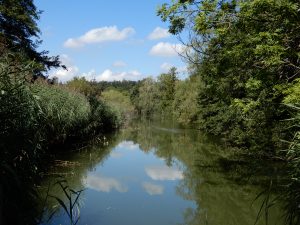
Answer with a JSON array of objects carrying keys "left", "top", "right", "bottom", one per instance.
[
  {"left": 129, "top": 67, "right": 199, "bottom": 125},
  {"left": 96, "top": 80, "right": 138, "bottom": 92}
]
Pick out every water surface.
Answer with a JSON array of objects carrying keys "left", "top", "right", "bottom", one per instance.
[{"left": 40, "top": 120, "right": 284, "bottom": 225}]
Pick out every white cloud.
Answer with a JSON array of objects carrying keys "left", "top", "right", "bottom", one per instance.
[
  {"left": 94, "top": 69, "right": 141, "bottom": 81},
  {"left": 148, "top": 27, "right": 170, "bottom": 40},
  {"left": 142, "top": 182, "right": 164, "bottom": 195},
  {"left": 84, "top": 174, "right": 128, "bottom": 193},
  {"left": 149, "top": 42, "right": 185, "bottom": 57},
  {"left": 113, "top": 60, "right": 127, "bottom": 67},
  {"left": 64, "top": 26, "right": 135, "bottom": 48},
  {"left": 118, "top": 141, "right": 139, "bottom": 151},
  {"left": 48, "top": 55, "right": 143, "bottom": 83},
  {"left": 79, "top": 69, "right": 96, "bottom": 80},
  {"left": 49, "top": 54, "right": 79, "bottom": 82},
  {"left": 145, "top": 165, "right": 184, "bottom": 181},
  {"left": 51, "top": 65, "right": 143, "bottom": 83}
]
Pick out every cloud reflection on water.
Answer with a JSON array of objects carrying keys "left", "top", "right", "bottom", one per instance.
[
  {"left": 142, "top": 182, "right": 164, "bottom": 195},
  {"left": 84, "top": 174, "right": 128, "bottom": 193},
  {"left": 110, "top": 151, "right": 123, "bottom": 158},
  {"left": 145, "top": 165, "right": 184, "bottom": 181},
  {"left": 118, "top": 141, "right": 139, "bottom": 151}
]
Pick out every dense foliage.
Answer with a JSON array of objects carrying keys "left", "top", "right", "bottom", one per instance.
[
  {"left": 96, "top": 80, "right": 138, "bottom": 93},
  {"left": 66, "top": 76, "right": 136, "bottom": 122},
  {"left": 154, "top": 0, "right": 300, "bottom": 154},
  {"left": 100, "top": 88, "right": 134, "bottom": 120},
  {"left": 0, "top": 0, "right": 60, "bottom": 73},
  {"left": 130, "top": 68, "right": 200, "bottom": 127}
]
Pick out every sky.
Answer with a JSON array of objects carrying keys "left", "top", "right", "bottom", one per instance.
[{"left": 35, "top": 0, "right": 188, "bottom": 82}]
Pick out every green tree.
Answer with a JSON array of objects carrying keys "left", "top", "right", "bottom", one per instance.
[
  {"left": 157, "top": 67, "right": 178, "bottom": 114},
  {"left": 66, "top": 77, "right": 98, "bottom": 97},
  {"left": 173, "top": 75, "right": 200, "bottom": 124},
  {"left": 0, "top": 0, "right": 60, "bottom": 73},
  {"left": 158, "top": 0, "right": 300, "bottom": 153},
  {"left": 137, "top": 78, "right": 160, "bottom": 117},
  {"left": 100, "top": 88, "right": 134, "bottom": 119}
]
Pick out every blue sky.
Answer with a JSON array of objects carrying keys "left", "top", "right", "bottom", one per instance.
[{"left": 36, "top": 0, "right": 187, "bottom": 82}]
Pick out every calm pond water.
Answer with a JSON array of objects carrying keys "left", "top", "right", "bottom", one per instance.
[{"left": 39, "top": 120, "right": 285, "bottom": 225}]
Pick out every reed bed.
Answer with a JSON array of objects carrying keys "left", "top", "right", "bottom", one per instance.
[{"left": 0, "top": 56, "right": 120, "bottom": 225}]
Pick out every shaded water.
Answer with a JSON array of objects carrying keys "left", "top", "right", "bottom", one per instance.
[{"left": 39, "top": 120, "right": 285, "bottom": 225}]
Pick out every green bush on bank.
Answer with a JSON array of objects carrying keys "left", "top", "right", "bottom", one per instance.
[{"left": 84, "top": 95, "right": 121, "bottom": 135}]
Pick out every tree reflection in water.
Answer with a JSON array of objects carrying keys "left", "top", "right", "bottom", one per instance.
[{"left": 39, "top": 119, "right": 299, "bottom": 225}]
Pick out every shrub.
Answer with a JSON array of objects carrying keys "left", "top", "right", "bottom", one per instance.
[{"left": 85, "top": 96, "right": 121, "bottom": 135}]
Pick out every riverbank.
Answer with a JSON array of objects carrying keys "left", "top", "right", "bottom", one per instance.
[{"left": 0, "top": 57, "right": 122, "bottom": 225}]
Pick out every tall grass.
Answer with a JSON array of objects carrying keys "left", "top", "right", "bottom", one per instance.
[
  {"left": 32, "top": 84, "right": 91, "bottom": 144},
  {"left": 0, "top": 54, "right": 121, "bottom": 224},
  {"left": 281, "top": 104, "right": 300, "bottom": 224},
  {"left": 0, "top": 55, "right": 42, "bottom": 225},
  {"left": 47, "top": 179, "right": 84, "bottom": 225},
  {"left": 254, "top": 104, "right": 300, "bottom": 225}
]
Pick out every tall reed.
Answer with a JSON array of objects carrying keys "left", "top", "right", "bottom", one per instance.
[
  {"left": 0, "top": 54, "right": 121, "bottom": 224},
  {"left": 32, "top": 83, "right": 91, "bottom": 144},
  {"left": 0, "top": 54, "right": 42, "bottom": 224}
]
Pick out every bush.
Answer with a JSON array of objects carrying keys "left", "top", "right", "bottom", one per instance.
[{"left": 84, "top": 96, "right": 121, "bottom": 135}]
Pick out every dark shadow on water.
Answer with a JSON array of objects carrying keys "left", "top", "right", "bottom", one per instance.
[{"left": 215, "top": 154, "right": 300, "bottom": 225}]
